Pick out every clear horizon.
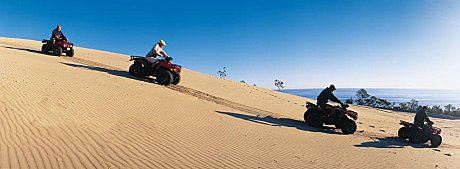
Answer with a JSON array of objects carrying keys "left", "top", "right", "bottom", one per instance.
[{"left": 1, "top": 0, "right": 459, "bottom": 89}]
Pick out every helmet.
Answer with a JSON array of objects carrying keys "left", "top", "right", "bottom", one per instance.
[
  {"left": 159, "top": 40, "right": 166, "bottom": 46},
  {"left": 329, "top": 84, "right": 336, "bottom": 90}
]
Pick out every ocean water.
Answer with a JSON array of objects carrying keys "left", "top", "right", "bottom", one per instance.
[{"left": 281, "top": 88, "right": 460, "bottom": 108}]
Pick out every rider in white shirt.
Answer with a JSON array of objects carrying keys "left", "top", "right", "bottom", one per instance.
[{"left": 145, "top": 40, "right": 168, "bottom": 67}]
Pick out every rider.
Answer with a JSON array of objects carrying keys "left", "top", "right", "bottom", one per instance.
[
  {"left": 50, "top": 25, "right": 66, "bottom": 45},
  {"left": 414, "top": 106, "right": 432, "bottom": 135},
  {"left": 145, "top": 40, "right": 169, "bottom": 68},
  {"left": 317, "top": 84, "right": 343, "bottom": 114}
]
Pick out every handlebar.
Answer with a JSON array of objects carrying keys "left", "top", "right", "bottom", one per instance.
[{"left": 340, "top": 103, "right": 349, "bottom": 109}]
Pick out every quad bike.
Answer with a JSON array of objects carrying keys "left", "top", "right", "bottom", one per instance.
[
  {"left": 304, "top": 102, "right": 358, "bottom": 134},
  {"left": 129, "top": 56, "right": 181, "bottom": 86},
  {"left": 41, "top": 38, "right": 74, "bottom": 57},
  {"left": 398, "top": 120, "right": 442, "bottom": 147}
]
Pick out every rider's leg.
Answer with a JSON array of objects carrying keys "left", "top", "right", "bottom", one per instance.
[
  {"left": 422, "top": 125, "right": 430, "bottom": 136},
  {"left": 51, "top": 37, "right": 56, "bottom": 46},
  {"left": 319, "top": 104, "right": 332, "bottom": 115},
  {"left": 319, "top": 104, "right": 326, "bottom": 111},
  {"left": 145, "top": 57, "right": 158, "bottom": 68},
  {"left": 153, "top": 60, "right": 161, "bottom": 69}
]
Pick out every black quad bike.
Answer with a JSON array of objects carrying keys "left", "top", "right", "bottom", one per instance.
[
  {"left": 129, "top": 56, "right": 181, "bottom": 86},
  {"left": 398, "top": 120, "right": 442, "bottom": 147},
  {"left": 41, "top": 38, "right": 74, "bottom": 57},
  {"left": 304, "top": 102, "right": 358, "bottom": 134}
]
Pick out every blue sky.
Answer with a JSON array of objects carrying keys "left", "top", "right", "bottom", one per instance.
[{"left": 1, "top": 0, "right": 459, "bottom": 89}]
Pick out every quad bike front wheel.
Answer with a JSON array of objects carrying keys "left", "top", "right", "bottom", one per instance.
[
  {"left": 156, "top": 69, "right": 173, "bottom": 85},
  {"left": 66, "top": 48, "right": 74, "bottom": 57},
  {"left": 172, "top": 73, "right": 181, "bottom": 85},
  {"left": 53, "top": 46, "right": 62, "bottom": 56},
  {"left": 340, "top": 119, "right": 357, "bottom": 134},
  {"left": 430, "top": 135, "right": 442, "bottom": 148}
]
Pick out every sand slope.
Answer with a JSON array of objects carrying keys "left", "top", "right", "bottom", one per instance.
[{"left": 0, "top": 37, "right": 459, "bottom": 168}]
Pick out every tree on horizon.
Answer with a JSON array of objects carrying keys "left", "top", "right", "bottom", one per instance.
[
  {"left": 445, "top": 104, "right": 455, "bottom": 113},
  {"left": 345, "top": 97, "right": 354, "bottom": 104},
  {"left": 409, "top": 99, "right": 419, "bottom": 111},
  {"left": 274, "top": 79, "right": 285, "bottom": 90},
  {"left": 428, "top": 105, "right": 443, "bottom": 114},
  {"left": 355, "top": 89, "right": 370, "bottom": 105},
  {"left": 217, "top": 67, "right": 227, "bottom": 79}
]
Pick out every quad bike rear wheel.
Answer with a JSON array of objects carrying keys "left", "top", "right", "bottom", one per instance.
[
  {"left": 53, "top": 46, "right": 62, "bottom": 56},
  {"left": 41, "top": 44, "right": 49, "bottom": 53},
  {"left": 306, "top": 109, "right": 324, "bottom": 128},
  {"left": 430, "top": 135, "right": 442, "bottom": 148},
  {"left": 156, "top": 69, "right": 173, "bottom": 85},
  {"left": 303, "top": 111, "right": 310, "bottom": 124},
  {"left": 129, "top": 63, "right": 142, "bottom": 76},
  {"left": 398, "top": 127, "right": 410, "bottom": 139},
  {"left": 340, "top": 119, "right": 357, "bottom": 134}
]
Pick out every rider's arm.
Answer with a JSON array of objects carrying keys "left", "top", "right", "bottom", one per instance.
[
  {"left": 61, "top": 32, "right": 66, "bottom": 39},
  {"left": 329, "top": 92, "right": 342, "bottom": 104},
  {"left": 424, "top": 113, "right": 432, "bottom": 123},
  {"left": 51, "top": 29, "right": 57, "bottom": 38},
  {"left": 146, "top": 47, "right": 155, "bottom": 58},
  {"left": 154, "top": 44, "right": 168, "bottom": 58},
  {"left": 160, "top": 50, "right": 168, "bottom": 58}
]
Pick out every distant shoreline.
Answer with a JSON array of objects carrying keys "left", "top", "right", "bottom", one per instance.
[{"left": 280, "top": 88, "right": 460, "bottom": 108}]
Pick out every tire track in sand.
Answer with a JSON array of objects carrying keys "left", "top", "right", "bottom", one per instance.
[
  {"left": 59, "top": 56, "right": 293, "bottom": 168},
  {"left": 62, "top": 56, "right": 283, "bottom": 118},
  {"left": 59, "top": 56, "right": 313, "bottom": 168}
]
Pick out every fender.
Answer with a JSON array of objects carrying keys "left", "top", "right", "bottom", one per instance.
[{"left": 134, "top": 58, "right": 149, "bottom": 67}]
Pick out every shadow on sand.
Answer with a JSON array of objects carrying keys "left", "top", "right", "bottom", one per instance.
[
  {"left": 355, "top": 136, "right": 428, "bottom": 148},
  {"left": 1, "top": 45, "right": 45, "bottom": 55},
  {"left": 217, "top": 111, "right": 342, "bottom": 134},
  {"left": 60, "top": 62, "right": 158, "bottom": 84}
]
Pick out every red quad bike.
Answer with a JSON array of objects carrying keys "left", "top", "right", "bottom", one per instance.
[
  {"left": 398, "top": 120, "right": 442, "bottom": 147},
  {"left": 41, "top": 38, "right": 74, "bottom": 57},
  {"left": 129, "top": 56, "right": 181, "bottom": 86},
  {"left": 304, "top": 102, "right": 358, "bottom": 134}
]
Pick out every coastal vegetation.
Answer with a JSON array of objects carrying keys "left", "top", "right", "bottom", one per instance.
[{"left": 350, "top": 89, "right": 460, "bottom": 117}]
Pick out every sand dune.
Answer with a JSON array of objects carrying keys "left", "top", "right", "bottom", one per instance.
[{"left": 0, "top": 37, "right": 459, "bottom": 168}]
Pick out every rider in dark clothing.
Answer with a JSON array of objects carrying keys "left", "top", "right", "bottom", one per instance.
[
  {"left": 414, "top": 106, "right": 432, "bottom": 135},
  {"left": 317, "top": 84, "right": 343, "bottom": 111},
  {"left": 50, "top": 25, "right": 66, "bottom": 45}
]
